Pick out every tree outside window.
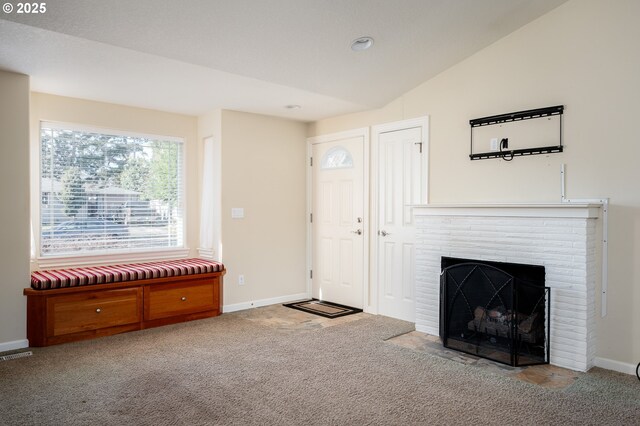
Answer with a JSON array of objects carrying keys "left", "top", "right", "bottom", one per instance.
[{"left": 39, "top": 125, "right": 184, "bottom": 256}]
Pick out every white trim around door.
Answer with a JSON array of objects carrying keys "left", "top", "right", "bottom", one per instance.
[{"left": 306, "top": 128, "right": 370, "bottom": 310}]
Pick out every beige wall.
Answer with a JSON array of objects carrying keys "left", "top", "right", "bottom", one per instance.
[
  {"left": 29, "top": 93, "right": 200, "bottom": 260},
  {"left": 220, "top": 110, "right": 307, "bottom": 306},
  {"left": 0, "top": 70, "right": 30, "bottom": 347},
  {"left": 21, "top": 96, "right": 307, "bottom": 339},
  {"left": 310, "top": 0, "right": 640, "bottom": 366}
]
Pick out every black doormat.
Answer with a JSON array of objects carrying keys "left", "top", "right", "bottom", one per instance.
[{"left": 283, "top": 299, "right": 362, "bottom": 319}]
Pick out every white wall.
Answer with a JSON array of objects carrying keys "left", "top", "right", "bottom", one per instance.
[
  {"left": 309, "top": 0, "right": 640, "bottom": 367},
  {"left": 219, "top": 110, "right": 308, "bottom": 307},
  {"left": 0, "top": 70, "right": 30, "bottom": 350}
]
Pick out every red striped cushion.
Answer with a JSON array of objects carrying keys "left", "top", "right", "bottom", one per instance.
[{"left": 31, "top": 258, "right": 225, "bottom": 290}]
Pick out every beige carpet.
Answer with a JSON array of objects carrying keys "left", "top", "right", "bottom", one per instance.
[{"left": 0, "top": 307, "right": 638, "bottom": 425}]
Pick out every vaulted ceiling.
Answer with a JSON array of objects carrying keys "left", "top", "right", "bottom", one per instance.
[{"left": 0, "top": 0, "right": 567, "bottom": 121}]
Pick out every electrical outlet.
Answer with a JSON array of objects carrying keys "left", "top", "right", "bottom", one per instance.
[
  {"left": 490, "top": 138, "right": 499, "bottom": 151},
  {"left": 238, "top": 274, "right": 245, "bottom": 285}
]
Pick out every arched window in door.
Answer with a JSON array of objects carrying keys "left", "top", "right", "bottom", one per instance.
[{"left": 320, "top": 146, "right": 353, "bottom": 169}]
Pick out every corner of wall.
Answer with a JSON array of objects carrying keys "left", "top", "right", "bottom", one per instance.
[{"left": 0, "top": 70, "right": 31, "bottom": 346}]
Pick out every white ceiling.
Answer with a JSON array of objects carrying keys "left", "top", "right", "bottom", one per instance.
[{"left": 0, "top": 0, "right": 566, "bottom": 121}]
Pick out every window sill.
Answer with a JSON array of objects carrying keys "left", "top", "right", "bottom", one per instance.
[{"left": 36, "top": 248, "right": 191, "bottom": 270}]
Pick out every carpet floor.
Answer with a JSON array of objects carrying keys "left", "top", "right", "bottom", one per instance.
[{"left": 0, "top": 306, "right": 638, "bottom": 425}]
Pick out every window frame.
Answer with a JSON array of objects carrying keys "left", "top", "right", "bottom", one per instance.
[{"left": 35, "top": 121, "right": 189, "bottom": 267}]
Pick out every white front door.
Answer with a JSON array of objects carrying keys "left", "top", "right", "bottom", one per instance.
[
  {"left": 376, "top": 124, "right": 427, "bottom": 321},
  {"left": 311, "top": 136, "right": 365, "bottom": 308}
]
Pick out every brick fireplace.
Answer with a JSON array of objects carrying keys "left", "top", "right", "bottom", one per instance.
[{"left": 413, "top": 204, "right": 601, "bottom": 372}]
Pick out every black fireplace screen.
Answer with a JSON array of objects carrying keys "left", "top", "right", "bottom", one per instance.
[{"left": 440, "top": 257, "right": 550, "bottom": 367}]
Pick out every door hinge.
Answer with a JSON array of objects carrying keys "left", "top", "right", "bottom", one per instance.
[
  {"left": 310, "top": 157, "right": 313, "bottom": 166},
  {"left": 310, "top": 213, "right": 313, "bottom": 223},
  {"left": 414, "top": 141, "right": 423, "bottom": 153},
  {"left": 310, "top": 270, "right": 313, "bottom": 279}
]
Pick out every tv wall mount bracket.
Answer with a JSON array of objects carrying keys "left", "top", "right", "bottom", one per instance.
[{"left": 469, "top": 105, "right": 564, "bottom": 161}]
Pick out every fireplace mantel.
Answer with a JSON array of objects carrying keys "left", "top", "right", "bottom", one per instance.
[
  {"left": 412, "top": 203, "right": 601, "bottom": 219},
  {"left": 412, "top": 203, "right": 601, "bottom": 372}
]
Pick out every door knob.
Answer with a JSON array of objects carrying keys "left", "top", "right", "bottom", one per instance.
[
  {"left": 351, "top": 229, "right": 362, "bottom": 235},
  {"left": 379, "top": 230, "right": 390, "bottom": 237}
]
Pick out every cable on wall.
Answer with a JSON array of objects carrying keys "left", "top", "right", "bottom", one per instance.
[
  {"left": 560, "top": 164, "right": 609, "bottom": 318},
  {"left": 499, "top": 138, "right": 513, "bottom": 161}
]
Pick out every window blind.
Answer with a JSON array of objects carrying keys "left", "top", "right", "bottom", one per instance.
[{"left": 39, "top": 123, "right": 184, "bottom": 257}]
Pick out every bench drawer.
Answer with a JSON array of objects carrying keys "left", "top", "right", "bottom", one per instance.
[
  {"left": 47, "top": 288, "right": 142, "bottom": 337},
  {"left": 144, "top": 280, "right": 218, "bottom": 321},
  {"left": 25, "top": 268, "right": 224, "bottom": 346}
]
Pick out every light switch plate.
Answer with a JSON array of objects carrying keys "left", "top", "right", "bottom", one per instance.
[{"left": 231, "top": 207, "right": 244, "bottom": 219}]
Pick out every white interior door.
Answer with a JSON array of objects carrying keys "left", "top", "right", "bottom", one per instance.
[
  {"left": 311, "top": 136, "right": 365, "bottom": 308},
  {"left": 377, "top": 125, "right": 426, "bottom": 321}
]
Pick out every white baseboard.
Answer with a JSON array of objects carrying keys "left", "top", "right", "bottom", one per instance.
[
  {"left": 594, "top": 357, "right": 637, "bottom": 375},
  {"left": 223, "top": 292, "right": 310, "bottom": 313},
  {"left": 0, "top": 339, "right": 29, "bottom": 353}
]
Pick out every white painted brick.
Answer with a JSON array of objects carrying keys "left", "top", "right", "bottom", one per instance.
[
  {"left": 553, "top": 336, "right": 587, "bottom": 351},
  {"left": 552, "top": 327, "right": 587, "bottom": 341},
  {"left": 415, "top": 209, "right": 599, "bottom": 372},
  {"left": 554, "top": 295, "right": 588, "bottom": 307}
]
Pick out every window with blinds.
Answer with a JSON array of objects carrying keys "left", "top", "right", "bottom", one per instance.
[{"left": 39, "top": 123, "right": 185, "bottom": 257}]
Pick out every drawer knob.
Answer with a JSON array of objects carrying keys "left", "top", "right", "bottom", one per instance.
[
  {"left": 181, "top": 296, "right": 187, "bottom": 302},
  {"left": 96, "top": 308, "right": 101, "bottom": 313}
]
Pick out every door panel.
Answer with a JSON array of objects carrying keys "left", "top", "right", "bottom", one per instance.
[
  {"left": 383, "top": 241, "right": 395, "bottom": 297},
  {"left": 320, "top": 238, "right": 333, "bottom": 283},
  {"left": 320, "top": 182, "right": 333, "bottom": 223},
  {"left": 339, "top": 238, "right": 353, "bottom": 287},
  {"left": 312, "top": 137, "right": 364, "bottom": 308},
  {"left": 339, "top": 181, "right": 353, "bottom": 226},
  {"left": 378, "top": 126, "right": 424, "bottom": 321}
]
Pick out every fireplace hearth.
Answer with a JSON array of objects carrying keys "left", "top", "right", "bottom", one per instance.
[{"left": 440, "top": 257, "right": 550, "bottom": 367}]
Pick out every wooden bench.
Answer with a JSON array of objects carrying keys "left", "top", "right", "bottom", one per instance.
[{"left": 24, "top": 258, "right": 225, "bottom": 347}]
